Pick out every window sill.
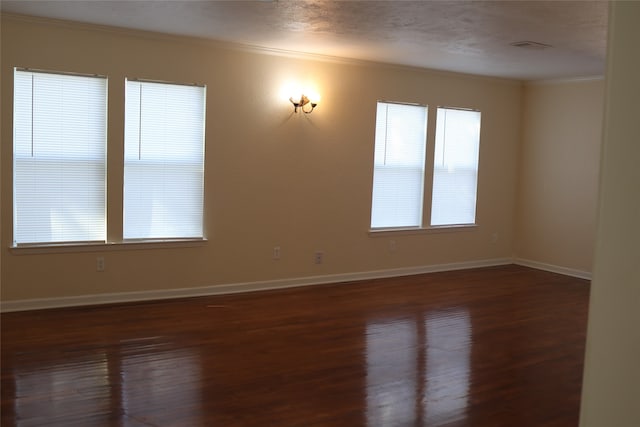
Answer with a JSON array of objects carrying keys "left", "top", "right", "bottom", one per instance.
[
  {"left": 368, "top": 224, "right": 478, "bottom": 237},
  {"left": 10, "top": 238, "right": 208, "bottom": 254}
]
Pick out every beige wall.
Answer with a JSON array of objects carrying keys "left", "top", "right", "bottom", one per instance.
[
  {"left": 516, "top": 80, "right": 604, "bottom": 273},
  {"left": 1, "top": 15, "right": 521, "bottom": 303},
  {"left": 580, "top": 2, "right": 640, "bottom": 426}
]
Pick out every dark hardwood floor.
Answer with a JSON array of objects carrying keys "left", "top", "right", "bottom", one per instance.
[{"left": 1, "top": 265, "right": 590, "bottom": 427}]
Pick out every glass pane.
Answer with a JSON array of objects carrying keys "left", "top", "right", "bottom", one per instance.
[
  {"left": 371, "top": 102, "right": 427, "bottom": 228},
  {"left": 124, "top": 80, "right": 205, "bottom": 239},
  {"left": 13, "top": 70, "right": 106, "bottom": 244},
  {"left": 431, "top": 108, "right": 481, "bottom": 226}
]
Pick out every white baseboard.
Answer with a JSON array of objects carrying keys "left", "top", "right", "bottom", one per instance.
[
  {"left": 1, "top": 258, "right": 511, "bottom": 313},
  {"left": 513, "top": 258, "right": 592, "bottom": 280}
]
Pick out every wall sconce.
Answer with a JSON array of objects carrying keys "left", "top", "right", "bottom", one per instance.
[{"left": 289, "top": 94, "right": 319, "bottom": 114}]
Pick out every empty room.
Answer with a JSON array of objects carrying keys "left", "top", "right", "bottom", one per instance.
[{"left": 1, "top": 1, "right": 638, "bottom": 426}]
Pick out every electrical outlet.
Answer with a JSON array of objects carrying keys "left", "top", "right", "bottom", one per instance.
[
  {"left": 96, "top": 256, "right": 105, "bottom": 272},
  {"left": 314, "top": 251, "right": 324, "bottom": 264},
  {"left": 491, "top": 233, "right": 499, "bottom": 244},
  {"left": 389, "top": 239, "right": 397, "bottom": 252},
  {"left": 273, "top": 246, "right": 281, "bottom": 260}
]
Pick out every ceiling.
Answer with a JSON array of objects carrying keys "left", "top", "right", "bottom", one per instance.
[{"left": 1, "top": 0, "right": 609, "bottom": 81}]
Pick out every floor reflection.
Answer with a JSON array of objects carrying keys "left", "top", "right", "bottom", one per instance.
[
  {"left": 425, "top": 309, "right": 471, "bottom": 425},
  {"left": 12, "top": 343, "right": 202, "bottom": 426},
  {"left": 15, "top": 354, "right": 111, "bottom": 425},
  {"left": 366, "top": 308, "right": 471, "bottom": 426},
  {"left": 120, "top": 346, "right": 202, "bottom": 424},
  {"left": 366, "top": 318, "right": 418, "bottom": 426}
]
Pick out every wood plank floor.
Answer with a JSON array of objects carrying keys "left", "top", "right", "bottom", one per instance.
[{"left": 1, "top": 265, "right": 590, "bottom": 427}]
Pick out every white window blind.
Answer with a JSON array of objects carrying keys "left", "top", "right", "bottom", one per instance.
[
  {"left": 13, "top": 69, "right": 107, "bottom": 245},
  {"left": 371, "top": 102, "right": 428, "bottom": 228},
  {"left": 124, "top": 80, "right": 205, "bottom": 240},
  {"left": 430, "top": 108, "right": 481, "bottom": 226}
]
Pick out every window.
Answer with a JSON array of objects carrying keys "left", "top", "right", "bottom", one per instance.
[
  {"left": 370, "top": 102, "right": 428, "bottom": 229},
  {"left": 13, "top": 69, "right": 107, "bottom": 245},
  {"left": 369, "top": 103, "right": 481, "bottom": 231},
  {"left": 430, "top": 108, "right": 481, "bottom": 226},
  {"left": 124, "top": 80, "right": 206, "bottom": 240}
]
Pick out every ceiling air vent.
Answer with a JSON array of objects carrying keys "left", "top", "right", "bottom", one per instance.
[{"left": 510, "top": 41, "right": 552, "bottom": 50}]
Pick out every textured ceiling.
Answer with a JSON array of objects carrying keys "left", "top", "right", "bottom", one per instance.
[{"left": 1, "top": 0, "right": 609, "bottom": 80}]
